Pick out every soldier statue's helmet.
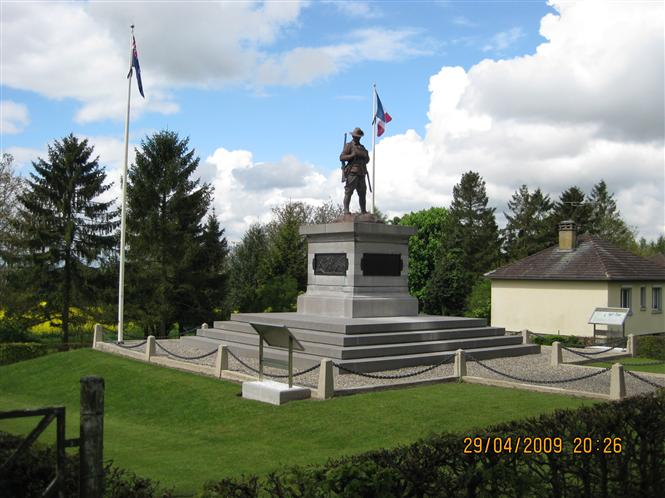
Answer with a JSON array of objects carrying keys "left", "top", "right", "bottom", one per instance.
[{"left": 350, "top": 127, "right": 364, "bottom": 138}]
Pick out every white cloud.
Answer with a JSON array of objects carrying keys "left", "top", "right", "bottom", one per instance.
[
  {"left": 206, "top": 0, "right": 664, "bottom": 242},
  {"left": 322, "top": 1, "right": 383, "bottom": 19},
  {"left": 1, "top": 2, "right": 427, "bottom": 122},
  {"left": 206, "top": 147, "right": 335, "bottom": 241},
  {"left": 482, "top": 27, "right": 524, "bottom": 52},
  {"left": 0, "top": 101, "right": 30, "bottom": 134}
]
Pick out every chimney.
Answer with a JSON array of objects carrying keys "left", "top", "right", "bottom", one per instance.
[{"left": 558, "top": 220, "right": 577, "bottom": 250}]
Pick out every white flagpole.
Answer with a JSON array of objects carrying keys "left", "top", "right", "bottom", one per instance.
[
  {"left": 118, "top": 25, "right": 134, "bottom": 343},
  {"left": 371, "top": 83, "right": 376, "bottom": 214}
]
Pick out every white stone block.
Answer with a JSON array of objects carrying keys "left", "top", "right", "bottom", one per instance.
[{"left": 242, "top": 380, "right": 311, "bottom": 405}]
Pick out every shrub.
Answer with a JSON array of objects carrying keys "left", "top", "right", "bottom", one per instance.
[
  {"left": 0, "top": 343, "right": 48, "bottom": 366},
  {"left": 0, "top": 317, "right": 32, "bottom": 343},
  {"left": 532, "top": 334, "right": 584, "bottom": 347},
  {"left": 637, "top": 334, "right": 665, "bottom": 360},
  {"left": 0, "top": 432, "right": 173, "bottom": 498},
  {"left": 200, "top": 390, "right": 665, "bottom": 497}
]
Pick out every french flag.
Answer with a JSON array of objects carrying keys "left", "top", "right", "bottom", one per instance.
[
  {"left": 128, "top": 35, "right": 145, "bottom": 98},
  {"left": 374, "top": 91, "right": 392, "bottom": 137}
]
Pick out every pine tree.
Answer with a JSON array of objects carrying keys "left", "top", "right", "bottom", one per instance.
[
  {"left": 228, "top": 224, "right": 269, "bottom": 313},
  {"left": 552, "top": 186, "right": 592, "bottom": 235},
  {"left": 2, "top": 135, "right": 118, "bottom": 343},
  {"left": 125, "top": 130, "right": 213, "bottom": 337},
  {"left": 444, "top": 171, "right": 500, "bottom": 278},
  {"left": 587, "top": 180, "right": 635, "bottom": 249},
  {"left": 502, "top": 185, "right": 554, "bottom": 260}
]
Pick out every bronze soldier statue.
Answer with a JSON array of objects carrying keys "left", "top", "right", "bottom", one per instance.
[{"left": 340, "top": 127, "right": 370, "bottom": 214}]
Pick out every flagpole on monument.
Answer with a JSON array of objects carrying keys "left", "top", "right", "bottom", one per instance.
[
  {"left": 371, "top": 83, "right": 377, "bottom": 214},
  {"left": 117, "top": 25, "right": 135, "bottom": 343}
]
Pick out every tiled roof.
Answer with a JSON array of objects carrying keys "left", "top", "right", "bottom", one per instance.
[{"left": 486, "top": 235, "right": 665, "bottom": 281}]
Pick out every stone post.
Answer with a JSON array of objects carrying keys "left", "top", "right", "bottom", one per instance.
[
  {"left": 609, "top": 363, "right": 626, "bottom": 400},
  {"left": 317, "top": 359, "right": 334, "bottom": 399},
  {"left": 145, "top": 335, "right": 155, "bottom": 361},
  {"left": 92, "top": 324, "right": 103, "bottom": 349},
  {"left": 551, "top": 341, "right": 563, "bottom": 366},
  {"left": 521, "top": 329, "right": 530, "bottom": 344},
  {"left": 454, "top": 349, "right": 466, "bottom": 379},
  {"left": 79, "top": 376, "right": 104, "bottom": 498},
  {"left": 215, "top": 345, "right": 228, "bottom": 378},
  {"left": 627, "top": 334, "right": 636, "bottom": 357}
]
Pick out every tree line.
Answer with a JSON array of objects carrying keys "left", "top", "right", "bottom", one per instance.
[{"left": 1, "top": 132, "right": 662, "bottom": 342}]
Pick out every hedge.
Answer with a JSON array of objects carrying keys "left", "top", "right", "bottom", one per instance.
[
  {"left": 0, "top": 432, "right": 173, "bottom": 498},
  {"left": 637, "top": 334, "right": 665, "bottom": 360},
  {"left": 0, "top": 343, "right": 48, "bottom": 366},
  {"left": 532, "top": 334, "right": 585, "bottom": 347},
  {"left": 199, "top": 390, "right": 665, "bottom": 498}
]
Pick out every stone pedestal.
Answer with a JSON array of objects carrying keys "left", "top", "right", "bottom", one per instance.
[{"left": 296, "top": 222, "right": 418, "bottom": 318}]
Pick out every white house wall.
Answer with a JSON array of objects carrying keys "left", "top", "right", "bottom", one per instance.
[
  {"left": 607, "top": 282, "right": 665, "bottom": 335},
  {"left": 491, "top": 280, "right": 608, "bottom": 337}
]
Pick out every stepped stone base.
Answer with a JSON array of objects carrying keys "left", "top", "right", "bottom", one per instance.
[{"left": 182, "top": 312, "right": 540, "bottom": 374}]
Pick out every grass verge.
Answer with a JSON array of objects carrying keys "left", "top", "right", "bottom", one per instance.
[
  {"left": 1, "top": 349, "right": 598, "bottom": 495},
  {"left": 586, "top": 356, "right": 665, "bottom": 374}
]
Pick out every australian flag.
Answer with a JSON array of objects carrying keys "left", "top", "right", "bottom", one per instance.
[
  {"left": 373, "top": 91, "right": 392, "bottom": 137},
  {"left": 127, "top": 35, "right": 144, "bottom": 98}
]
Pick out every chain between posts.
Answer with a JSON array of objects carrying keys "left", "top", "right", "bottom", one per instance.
[
  {"left": 226, "top": 349, "right": 320, "bottom": 378},
  {"left": 562, "top": 343, "right": 624, "bottom": 357},
  {"left": 466, "top": 354, "right": 611, "bottom": 385},
  {"left": 154, "top": 341, "right": 218, "bottom": 361},
  {"left": 332, "top": 354, "right": 455, "bottom": 380},
  {"left": 625, "top": 370, "right": 665, "bottom": 389},
  {"left": 115, "top": 340, "right": 147, "bottom": 349}
]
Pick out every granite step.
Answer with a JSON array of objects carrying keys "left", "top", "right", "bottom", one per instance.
[
  {"left": 198, "top": 324, "right": 507, "bottom": 347},
  {"left": 214, "top": 313, "right": 487, "bottom": 334}
]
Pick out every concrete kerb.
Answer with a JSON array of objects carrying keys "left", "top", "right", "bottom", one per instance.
[{"left": 461, "top": 376, "right": 610, "bottom": 400}]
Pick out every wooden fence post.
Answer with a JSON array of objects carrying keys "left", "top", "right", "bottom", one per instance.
[{"left": 80, "top": 376, "right": 104, "bottom": 498}]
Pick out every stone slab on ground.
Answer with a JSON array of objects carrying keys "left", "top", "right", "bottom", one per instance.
[{"left": 242, "top": 380, "right": 311, "bottom": 405}]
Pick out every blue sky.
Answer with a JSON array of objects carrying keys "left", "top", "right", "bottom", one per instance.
[{"left": 1, "top": 1, "right": 663, "bottom": 242}]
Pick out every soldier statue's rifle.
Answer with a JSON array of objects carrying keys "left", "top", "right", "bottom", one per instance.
[
  {"left": 364, "top": 162, "right": 372, "bottom": 193},
  {"left": 341, "top": 132, "right": 348, "bottom": 183}
]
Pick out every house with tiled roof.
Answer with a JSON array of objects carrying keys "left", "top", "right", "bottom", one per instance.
[{"left": 486, "top": 221, "right": 665, "bottom": 337}]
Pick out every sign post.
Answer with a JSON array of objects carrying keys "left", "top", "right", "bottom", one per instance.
[
  {"left": 588, "top": 307, "right": 630, "bottom": 341},
  {"left": 249, "top": 323, "right": 305, "bottom": 388}
]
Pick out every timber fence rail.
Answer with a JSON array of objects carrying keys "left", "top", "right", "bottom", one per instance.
[{"left": 0, "top": 377, "right": 104, "bottom": 498}]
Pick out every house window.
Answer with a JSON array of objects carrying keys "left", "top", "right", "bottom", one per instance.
[
  {"left": 653, "top": 287, "right": 662, "bottom": 313},
  {"left": 640, "top": 286, "right": 646, "bottom": 310},
  {"left": 620, "top": 287, "right": 632, "bottom": 310}
]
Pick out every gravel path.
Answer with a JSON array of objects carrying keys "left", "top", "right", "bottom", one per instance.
[{"left": 114, "top": 339, "right": 665, "bottom": 398}]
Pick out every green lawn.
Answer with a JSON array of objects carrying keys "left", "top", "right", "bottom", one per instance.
[
  {"left": 1, "top": 349, "right": 598, "bottom": 495},
  {"left": 587, "top": 356, "right": 665, "bottom": 374}
]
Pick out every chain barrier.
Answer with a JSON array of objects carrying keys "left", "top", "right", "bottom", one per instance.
[
  {"left": 154, "top": 341, "right": 218, "bottom": 361},
  {"left": 625, "top": 370, "right": 665, "bottom": 390},
  {"left": 226, "top": 349, "right": 321, "bottom": 378},
  {"left": 466, "top": 353, "right": 611, "bottom": 385},
  {"left": 562, "top": 342, "right": 625, "bottom": 357},
  {"left": 332, "top": 354, "right": 455, "bottom": 380},
  {"left": 114, "top": 340, "right": 147, "bottom": 350}
]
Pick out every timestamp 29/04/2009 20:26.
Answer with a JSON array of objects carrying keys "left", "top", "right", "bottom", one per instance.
[{"left": 463, "top": 436, "right": 623, "bottom": 455}]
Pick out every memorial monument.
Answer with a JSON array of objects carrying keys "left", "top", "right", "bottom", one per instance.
[{"left": 182, "top": 129, "right": 539, "bottom": 373}]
